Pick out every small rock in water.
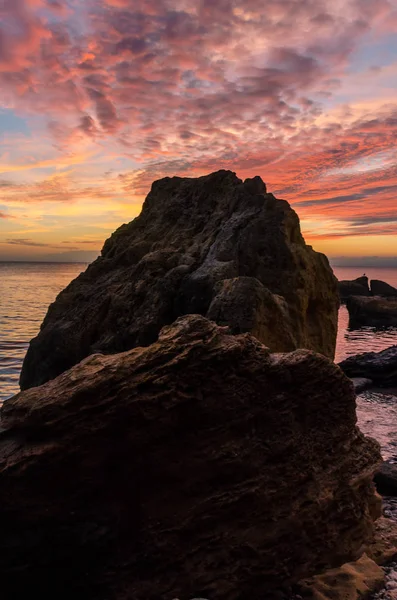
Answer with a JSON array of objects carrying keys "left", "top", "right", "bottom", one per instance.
[
  {"left": 351, "top": 377, "right": 373, "bottom": 393},
  {"left": 375, "top": 462, "right": 397, "bottom": 496},
  {"left": 339, "top": 345, "right": 397, "bottom": 386}
]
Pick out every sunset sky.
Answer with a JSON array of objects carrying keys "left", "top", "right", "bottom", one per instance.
[{"left": 0, "top": 0, "right": 397, "bottom": 263}]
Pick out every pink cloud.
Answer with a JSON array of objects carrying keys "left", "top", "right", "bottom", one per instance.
[{"left": 0, "top": 0, "right": 397, "bottom": 245}]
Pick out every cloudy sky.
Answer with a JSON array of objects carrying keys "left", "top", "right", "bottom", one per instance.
[{"left": 0, "top": 0, "right": 397, "bottom": 262}]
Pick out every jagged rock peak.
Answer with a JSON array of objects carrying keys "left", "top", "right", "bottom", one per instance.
[{"left": 20, "top": 170, "right": 339, "bottom": 389}]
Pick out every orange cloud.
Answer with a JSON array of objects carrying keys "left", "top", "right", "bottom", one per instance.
[{"left": 0, "top": 0, "right": 397, "bottom": 258}]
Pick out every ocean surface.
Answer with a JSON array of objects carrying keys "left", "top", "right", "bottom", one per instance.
[
  {"left": 333, "top": 266, "right": 397, "bottom": 363},
  {"left": 1, "top": 262, "right": 396, "bottom": 403},
  {"left": 0, "top": 262, "right": 87, "bottom": 403}
]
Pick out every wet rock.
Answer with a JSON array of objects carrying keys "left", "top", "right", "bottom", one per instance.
[
  {"left": 346, "top": 296, "right": 397, "bottom": 327},
  {"left": 338, "top": 277, "right": 370, "bottom": 301},
  {"left": 371, "top": 280, "right": 397, "bottom": 297},
  {"left": 375, "top": 462, "right": 397, "bottom": 496},
  {"left": 351, "top": 377, "right": 373, "bottom": 393},
  {"left": 0, "top": 316, "right": 381, "bottom": 600},
  {"left": 20, "top": 170, "right": 339, "bottom": 390},
  {"left": 339, "top": 346, "right": 397, "bottom": 386}
]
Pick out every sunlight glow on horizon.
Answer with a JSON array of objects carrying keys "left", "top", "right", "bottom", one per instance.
[{"left": 0, "top": 0, "right": 397, "bottom": 262}]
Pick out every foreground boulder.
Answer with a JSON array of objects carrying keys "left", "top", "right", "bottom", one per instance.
[
  {"left": 338, "top": 277, "right": 370, "bottom": 301},
  {"left": 339, "top": 346, "right": 397, "bottom": 386},
  {"left": 0, "top": 316, "right": 381, "bottom": 600},
  {"left": 371, "top": 280, "right": 397, "bottom": 297},
  {"left": 346, "top": 296, "right": 397, "bottom": 327},
  {"left": 20, "top": 170, "right": 338, "bottom": 390}
]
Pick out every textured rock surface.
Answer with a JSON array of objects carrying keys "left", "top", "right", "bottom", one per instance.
[
  {"left": 371, "top": 280, "right": 397, "bottom": 297},
  {"left": 0, "top": 316, "right": 380, "bottom": 600},
  {"left": 338, "top": 276, "right": 370, "bottom": 301},
  {"left": 346, "top": 296, "right": 397, "bottom": 327},
  {"left": 298, "top": 517, "right": 397, "bottom": 600},
  {"left": 20, "top": 170, "right": 338, "bottom": 390},
  {"left": 367, "top": 516, "right": 397, "bottom": 565},
  {"left": 298, "top": 554, "right": 385, "bottom": 600},
  {"left": 339, "top": 346, "right": 397, "bottom": 386}
]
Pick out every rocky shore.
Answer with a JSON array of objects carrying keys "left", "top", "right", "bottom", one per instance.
[
  {"left": 339, "top": 344, "right": 397, "bottom": 599},
  {"left": 338, "top": 277, "right": 397, "bottom": 327},
  {"left": 347, "top": 296, "right": 397, "bottom": 328},
  {"left": 0, "top": 171, "right": 394, "bottom": 599}
]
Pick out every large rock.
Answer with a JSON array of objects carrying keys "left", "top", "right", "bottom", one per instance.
[
  {"left": 346, "top": 295, "right": 397, "bottom": 327},
  {"left": 20, "top": 170, "right": 338, "bottom": 390},
  {"left": 338, "top": 277, "right": 370, "bottom": 301},
  {"left": 371, "top": 279, "right": 397, "bottom": 297},
  {"left": 0, "top": 316, "right": 381, "bottom": 600},
  {"left": 339, "top": 346, "right": 397, "bottom": 386}
]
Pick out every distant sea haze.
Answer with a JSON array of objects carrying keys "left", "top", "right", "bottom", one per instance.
[
  {"left": 332, "top": 266, "right": 397, "bottom": 285},
  {"left": 0, "top": 262, "right": 396, "bottom": 403}
]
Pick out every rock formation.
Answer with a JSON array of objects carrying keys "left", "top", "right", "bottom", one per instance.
[
  {"left": 0, "top": 316, "right": 381, "bottom": 600},
  {"left": 371, "top": 280, "right": 397, "bottom": 297},
  {"left": 338, "top": 276, "right": 370, "bottom": 301},
  {"left": 20, "top": 170, "right": 339, "bottom": 390},
  {"left": 339, "top": 345, "right": 397, "bottom": 386},
  {"left": 346, "top": 296, "right": 397, "bottom": 327}
]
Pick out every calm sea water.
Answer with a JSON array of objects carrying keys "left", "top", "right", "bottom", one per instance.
[
  {"left": 333, "top": 266, "right": 397, "bottom": 363},
  {"left": 1, "top": 262, "right": 396, "bottom": 403},
  {"left": 0, "top": 262, "right": 87, "bottom": 403}
]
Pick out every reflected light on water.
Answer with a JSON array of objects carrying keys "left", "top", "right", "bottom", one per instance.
[{"left": 0, "top": 262, "right": 86, "bottom": 403}]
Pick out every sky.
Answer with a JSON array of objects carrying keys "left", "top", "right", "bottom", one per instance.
[{"left": 0, "top": 0, "right": 397, "bottom": 264}]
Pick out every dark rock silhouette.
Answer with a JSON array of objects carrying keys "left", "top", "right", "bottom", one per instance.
[
  {"left": 20, "top": 170, "right": 338, "bottom": 390},
  {"left": 338, "top": 276, "right": 370, "bottom": 301},
  {"left": 371, "top": 280, "right": 397, "bottom": 297},
  {"left": 351, "top": 377, "right": 373, "bottom": 393},
  {"left": 339, "top": 345, "right": 397, "bottom": 386},
  {"left": 374, "top": 462, "right": 397, "bottom": 496},
  {"left": 0, "top": 316, "right": 381, "bottom": 600},
  {"left": 346, "top": 296, "right": 397, "bottom": 327}
]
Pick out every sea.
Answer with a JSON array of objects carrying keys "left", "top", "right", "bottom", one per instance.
[{"left": 1, "top": 261, "right": 397, "bottom": 597}]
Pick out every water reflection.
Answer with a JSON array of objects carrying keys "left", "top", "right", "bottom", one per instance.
[
  {"left": 357, "top": 390, "right": 397, "bottom": 462},
  {"left": 0, "top": 262, "right": 86, "bottom": 403},
  {"left": 335, "top": 305, "right": 397, "bottom": 363}
]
